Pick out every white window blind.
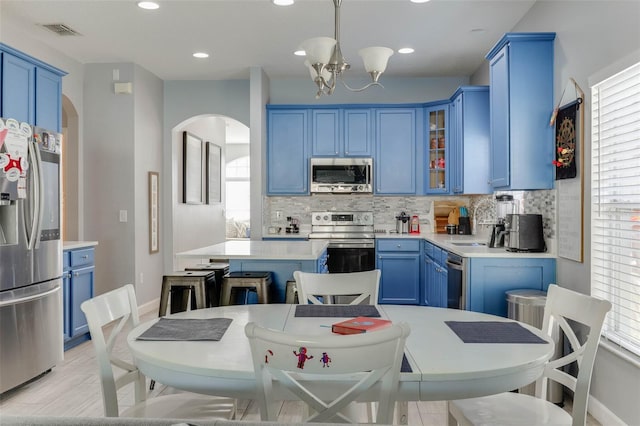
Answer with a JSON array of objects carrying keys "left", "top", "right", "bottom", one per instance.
[{"left": 591, "top": 61, "right": 640, "bottom": 356}]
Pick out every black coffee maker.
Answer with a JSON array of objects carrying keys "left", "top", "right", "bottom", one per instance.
[{"left": 487, "top": 195, "right": 517, "bottom": 248}]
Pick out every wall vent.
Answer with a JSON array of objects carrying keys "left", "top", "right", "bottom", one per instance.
[{"left": 41, "top": 24, "right": 81, "bottom": 36}]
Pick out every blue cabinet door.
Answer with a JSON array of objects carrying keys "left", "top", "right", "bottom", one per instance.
[
  {"left": 486, "top": 33, "right": 556, "bottom": 190},
  {"left": 267, "top": 109, "right": 309, "bottom": 194},
  {"left": 450, "top": 87, "right": 491, "bottom": 195},
  {"left": 488, "top": 46, "right": 511, "bottom": 188},
  {"left": 1, "top": 51, "right": 35, "bottom": 124},
  {"left": 424, "top": 103, "right": 449, "bottom": 194},
  {"left": 467, "top": 257, "right": 556, "bottom": 317},
  {"left": 35, "top": 67, "right": 62, "bottom": 131},
  {"left": 70, "top": 265, "right": 94, "bottom": 337},
  {"left": 343, "top": 109, "right": 372, "bottom": 156},
  {"left": 311, "top": 109, "right": 340, "bottom": 156},
  {"left": 375, "top": 108, "right": 417, "bottom": 194},
  {"left": 377, "top": 253, "right": 420, "bottom": 304}
]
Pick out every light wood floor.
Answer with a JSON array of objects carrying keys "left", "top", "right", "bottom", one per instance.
[{"left": 0, "top": 310, "right": 598, "bottom": 425}]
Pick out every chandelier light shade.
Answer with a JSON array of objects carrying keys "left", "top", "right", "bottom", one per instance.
[{"left": 299, "top": 0, "right": 394, "bottom": 98}]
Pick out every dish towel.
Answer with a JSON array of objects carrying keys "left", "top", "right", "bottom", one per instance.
[
  {"left": 136, "top": 317, "right": 233, "bottom": 341},
  {"left": 445, "top": 321, "right": 547, "bottom": 344},
  {"left": 294, "top": 304, "right": 381, "bottom": 318}
]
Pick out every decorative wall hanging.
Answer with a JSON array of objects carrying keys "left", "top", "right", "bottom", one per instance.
[
  {"left": 206, "top": 142, "right": 222, "bottom": 204},
  {"left": 183, "top": 131, "right": 203, "bottom": 204},
  {"left": 148, "top": 171, "right": 159, "bottom": 254},
  {"left": 554, "top": 99, "right": 581, "bottom": 180}
]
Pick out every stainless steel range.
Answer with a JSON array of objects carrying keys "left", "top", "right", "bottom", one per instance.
[{"left": 308, "top": 211, "right": 375, "bottom": 273}]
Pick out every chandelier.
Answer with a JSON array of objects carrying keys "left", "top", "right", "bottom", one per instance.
[{"left": 300, "top": 0, "right": 394, "bottom": 98}]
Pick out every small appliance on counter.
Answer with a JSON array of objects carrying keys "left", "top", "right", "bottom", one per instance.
[
  {"left": 409, "top": 215, "right": 420, "bottom": 234},
  {"left": 487, "top": 194, "right": 518, "bottom": 248},
  {"left": 504, "top": 214, "right": 546, "bottom": 252},
  {"left": 285, "top": 216, "right": 300, "bottom": 234},
  {"left": 395, "top": 212, "right": 410, "bottom": 234}
]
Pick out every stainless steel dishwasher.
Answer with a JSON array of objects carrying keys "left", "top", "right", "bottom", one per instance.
[{"left": 445, "top": 252, "right": 467, "bottom": 310}]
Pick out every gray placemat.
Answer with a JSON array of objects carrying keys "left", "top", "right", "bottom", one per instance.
[
  {"left": 136, "top": 317, "right": 233, "bottom": 341},
  {"left": 295, "top": 304, "right": 381, "bottom": 318},
  {"left": 445, "top": 321, "right": 547, "bottom": 344}
]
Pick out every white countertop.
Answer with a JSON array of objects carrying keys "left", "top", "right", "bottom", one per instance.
[
  {"left": 375, "top": 231, "right": 554, "bottom": 258},
  {"left": 63, "top": 241, "right": 99, "bottom": 250},
  {"left": 176, "top": 240, "right": 329, "bottom": 260}
]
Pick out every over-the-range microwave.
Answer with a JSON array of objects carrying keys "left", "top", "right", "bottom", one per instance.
[{"left": 310, "top": 157, "right": 373, "bottom": 194}]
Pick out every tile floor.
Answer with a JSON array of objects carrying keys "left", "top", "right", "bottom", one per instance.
[{"left": 0, "top": 310, "right": 599, "bottom": 425}]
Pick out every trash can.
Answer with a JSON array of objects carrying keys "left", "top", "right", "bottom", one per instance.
[{"left": 506, "top": 289, "right": 563, "bottom": 405}]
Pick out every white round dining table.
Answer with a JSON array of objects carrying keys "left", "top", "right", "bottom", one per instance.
[{"left": 127, "top": 304, "right": 554, "bottom": 402}]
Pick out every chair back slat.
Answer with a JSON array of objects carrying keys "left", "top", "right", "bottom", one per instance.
[
  {"left": 80, "top": 284, "right": 146, "bottom": 417},
  {"left": 246, "top": 320, "right": 409, "bottom": 424},
  {"left": 294, "top": 270, "right": 381, "bottom": 306},
  {"left": 534, "top": 284, "right": 612, "bottom": 426}
]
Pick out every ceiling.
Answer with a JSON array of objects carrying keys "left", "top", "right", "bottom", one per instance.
[{"left": 0, "top": 0, "right": 537, "bottom": 143}]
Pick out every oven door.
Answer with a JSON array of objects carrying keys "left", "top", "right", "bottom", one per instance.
[{"left": 326, "top": 240, "right": 375, "bottom": 274}]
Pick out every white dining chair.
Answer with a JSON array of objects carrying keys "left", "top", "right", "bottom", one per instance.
[
  {"left": 245, "top": 320, "right": 410, "bottom": 424},
  {"left": 448, "top": 284, "right": 612, "bottom": 426},
  {"left": 293, "top": 269, "right": 381, "bottom": 305},
  {"left": 80, "top": 284, "right": 236, "bottom": 420}
]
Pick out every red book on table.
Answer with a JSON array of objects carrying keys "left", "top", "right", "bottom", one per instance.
[{"left": 331, "top": 316, "right": 392, "bottom": 335}]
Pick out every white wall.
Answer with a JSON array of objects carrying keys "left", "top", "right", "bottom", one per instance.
[{"left": 469, "top": 2, "right": 640, "bottom": 423}]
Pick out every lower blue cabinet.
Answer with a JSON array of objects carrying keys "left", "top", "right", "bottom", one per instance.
[
  {"left": 422, "top": 242, "right": 447, "bottom": 307},
  {"left": 63, "top": 247, "right": 95, "bottom": 350},
  {"left": 376, "top": 239, "right": 421, "bottom": 304}
]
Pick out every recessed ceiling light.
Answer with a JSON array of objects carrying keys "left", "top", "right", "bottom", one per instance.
[
  {"left": 193, "top": 52, "right": 209, "bottom": 59},
  {"left": 137, "top": 1, "right": 159, "bottom": 10},
  {"left": 294, "top": 50, "right": 306, "bottom": 56},
  {"left": 398, "top": 47, "right": 415, "bottom": 54},
  {"left": 410, "top": 0, "right": 430, "bottom": 3},
  {"left": 273, "top": 0, "right": 294, "bottom": 5}
]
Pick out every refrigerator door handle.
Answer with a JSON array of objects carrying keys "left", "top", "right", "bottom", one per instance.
[
  {"left": 26, "top": 139, "right": 44, "bottom": 250},
  {"left": 0, "top": 285, "right": 60, "bottom": 308}
]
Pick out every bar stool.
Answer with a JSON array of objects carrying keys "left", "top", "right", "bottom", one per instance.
[
  {"left": 285, "top": 280, "right": 298, "bottom": 304},
  {"left": 221, "top": 272, "right": 272, "bottom": 305},
  {"left": 185, "top": 262, "right": 230, "bottom": 308},
  {"left": 158, "top": 270, "right": 214, "bottom": 317}
]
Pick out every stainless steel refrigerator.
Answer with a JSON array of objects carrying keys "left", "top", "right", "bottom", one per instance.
[{"left": 0, "top": 117, "right": 63, "bottom": 394}]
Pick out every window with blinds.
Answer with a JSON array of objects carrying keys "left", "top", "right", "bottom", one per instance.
[{"left": 591, "top": 61, "right": 640, "bottom": 356}]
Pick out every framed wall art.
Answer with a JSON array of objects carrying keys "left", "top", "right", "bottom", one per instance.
[
  {"left": 183, "top": 131, "right": 203, "bottom": 204},
  {"left": 148, "top": 171, "right": 159, "bottom": 253},
  {"left": 206, "top": 142, "right": 222, "bottom": 204}
]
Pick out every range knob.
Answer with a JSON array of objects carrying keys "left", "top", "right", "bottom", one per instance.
[
  {"left": 357, "top": 185, "right": 364, "bottom": 191},
  {"left": 323, "top": 215, "right": 329, "bottom": 221},
  {"left": 363, "top": 214, "right": 370, "bottom": 222},
  {"left": 315, "top": 215, "right": 322, "bottom": 221}
]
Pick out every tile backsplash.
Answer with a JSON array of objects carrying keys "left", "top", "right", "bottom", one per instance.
[{"left": 264, "top": 189, "right": 556, "bottom": 239}]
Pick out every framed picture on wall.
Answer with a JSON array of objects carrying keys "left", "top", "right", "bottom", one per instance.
[
  {"left": 148, "top": 171, "right": 159, "bottom": 253},
  {"left": 183, "top": 131, "right": 203, "bottom": 204},
  {"left": 206, "top": 142, "right": 222, "bottom": 204}
]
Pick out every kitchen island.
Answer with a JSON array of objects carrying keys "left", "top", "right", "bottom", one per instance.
[{"left": 177, "top": 240, "right": 329, "bottom": 303}]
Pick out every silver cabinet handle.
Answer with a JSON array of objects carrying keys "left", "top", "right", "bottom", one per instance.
[
  {"left": 82, "top": 255, "right": 89, "bottom": 259},
  {"left": 74, "top": 272, "right": 80, "bottom": 277}
]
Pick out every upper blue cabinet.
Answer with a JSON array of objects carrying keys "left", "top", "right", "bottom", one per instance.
[
  {"left": 267, "top": 108, "right": 309, "bottom": 195},
  {"left": 0, "top": 43, "right": 66, "bottom": 131},
  {"left": 486, "top": 33, "right": 556, "bottom": 190},
  {"left": 449, "top": 86, "right": 491, "bottom": 195},
  {"left": 375, "top": 107, "right": 419, "bottom": 195},
  {"left": 424, "top": 102, "right": 449, "bottom": 194},
  {"left": 311, "top": 108, "right": 372, "bottom": 157}
]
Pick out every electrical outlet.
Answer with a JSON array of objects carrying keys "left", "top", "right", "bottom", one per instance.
[
  {"left": 119, "top": 210, "right": 128, "bottom": 222},
  {"left": 276, "top": 210, "right": 282, "bottom": 220}
]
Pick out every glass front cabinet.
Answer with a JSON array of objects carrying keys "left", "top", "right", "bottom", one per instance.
[{"left": 424, "top": 102, "right": 449, "bottom": 194}]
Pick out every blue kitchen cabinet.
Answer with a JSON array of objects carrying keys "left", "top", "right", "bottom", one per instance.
[
  {"left": 375, "top": 108, "right": 418, "bottom": 194},
  {"left": 0, "top": 43, "right": 65, "bottom": 131},
  {"left": 424, "top": 102, "right": 450, "bottom": 194},
  {"left": 466, "top": 256, "right": 556, "bottom": 317},
  {"left": 376, "top": 239, "right": 421, "bottom": 304},
  {"left": 229, "top": 248, "right": 327, "bottom": 304},
  {"left": 63, "top": 247, "right": 95, "bottom": 350},
  {"left": 266, "top": 108, "right": 309, "bottom": 195},
  {"left": 486, "top": 33, "right": 556, "bottom": 190},
  {"left": 311, "top": 108, "right": 372, "bottom": 157},
  {"left": 422, "top": 241, "right": 447, "bottom": 307},
  {"left": 449, "top": 86, "right": 491, "bottom": 195}
]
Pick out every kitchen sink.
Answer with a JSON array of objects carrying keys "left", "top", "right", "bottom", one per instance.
[{"left": 451, "top": 242, "right": 486, "bottom": 246}]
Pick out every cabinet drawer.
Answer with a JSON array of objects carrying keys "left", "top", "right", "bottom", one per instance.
[
  {"left": 63, "top": 251, "right": 71, "bottom": 270},
  {"left": 433, "top": 246, "right": 443, "bottom": 264},
  {"left": 377, "top": 239, "right": 421, "bottom": 252},
  {"left": 70, "top": 248, "right": 94, "bottom": 268},
  {"left": 424, "top": 242, "right": 434, "bottom": 258}
]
